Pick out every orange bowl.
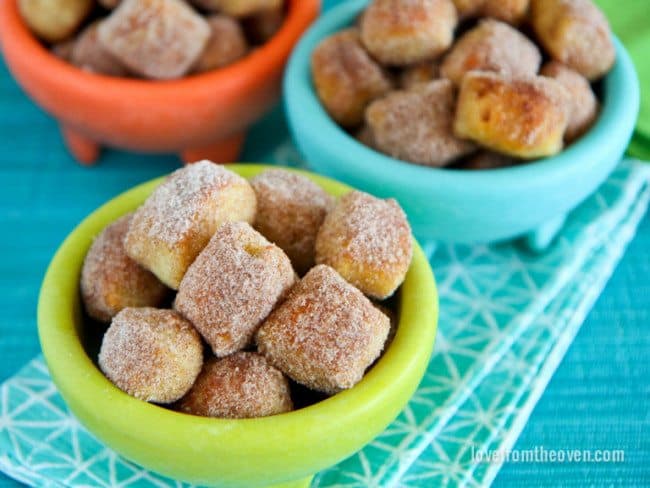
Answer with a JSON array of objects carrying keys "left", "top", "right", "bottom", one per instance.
[{"left": 0, "top": 0, "right": 320, "bottom": 165}]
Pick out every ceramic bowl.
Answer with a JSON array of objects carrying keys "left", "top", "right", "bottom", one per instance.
[
  {"left": 0, "top": 0, "right": 319, "bottom": 165},
  {"left": 37, "top": 164, "right": 438, "bottom": 488},
  {"left": 284, "top": 0, "right": 640, "bottom": 250}
]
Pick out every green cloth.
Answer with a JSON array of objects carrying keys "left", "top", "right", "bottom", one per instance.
[{"left": 595, "top": 0, "right": 650, "bottom": 159}]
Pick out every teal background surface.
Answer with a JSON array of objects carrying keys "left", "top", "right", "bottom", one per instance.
[{"left": 0, "top": 0, "right": 648, "bottom": 485}]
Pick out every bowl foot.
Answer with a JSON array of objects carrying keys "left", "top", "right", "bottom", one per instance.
[
  {"left": 525, "top": 214, "right": 567, "bottom": 252},
  {"left": 180, "top": 132, "right": 246, "bottom": 164},
  {"left": 61, "top": 125, "right": 100, "bottom": 165}
]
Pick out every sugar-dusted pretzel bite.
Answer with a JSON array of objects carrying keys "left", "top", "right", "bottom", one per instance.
[
  {"left": 98, "top": 0, "right": 211, "bottom": 80},
  {"left": 193, "top": 15, "right": 248, "bottom": 73},
  {"left": 99, "top": 307, "right": 203, "bottom": 403},
  {"left": 541, "top": 61, "right": 599, "bottom": 141},
  {"left": 175, "top": 222, "right": 295, "bottom": 357},
  {"left": 81, "top": 214, "right": 168, "bottom": 322},
  {"left": 454, "top": 71, "right": 569, "bottom": 159},
  {"left": 360, "top": 0, "right": 458, "bottom": 66},
  {"left": 440, "top": 19, "right": 541, "bottom": 85},
  {"left": 366, "top": 80, "right": 476, "bottom": 167},
  {"left": 311, "top": 28, "right": 392, "bottom": 128},
  {"left": 124, "top": 161, "right": 256, "bottom": 289},
  {"left": 530, "top": 0, "right": 615, "bottom": 80},
  {"left": 192, "top": 0, "right": 283, "bottom": 17},
  {"left": 178, "top": 352, "right": 293, "bottom": 419},
  {"left": 257, "top": 265, "right": 390, "bottom": 394},
  {"left": 315, "top": 190, "right": 413, "bottom": 299},
  {"left": 250, "top": 169, "right": 334, "bottom": 275}
]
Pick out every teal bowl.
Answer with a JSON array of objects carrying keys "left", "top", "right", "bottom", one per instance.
[{"left": 284, "top": 0, "right": 640, "bottom": 249}]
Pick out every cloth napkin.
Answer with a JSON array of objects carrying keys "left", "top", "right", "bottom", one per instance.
[{"left": 0, "top": 150, "right": 647, "bottom": 488}]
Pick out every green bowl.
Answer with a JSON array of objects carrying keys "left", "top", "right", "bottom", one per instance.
[{"left": 37, "top": 164, "right": 439, "bottom": 488}]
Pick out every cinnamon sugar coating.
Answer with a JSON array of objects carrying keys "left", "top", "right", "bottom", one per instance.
[
  {"left": 250, "top": 169, "right": 334, "bottom": 275},
  {"left": 452, "top": 0, "right": 484, "bottom": 18},
  {"left": 315, "top": 191, "right": 412, "bottom": 299},
  {"left": 530, "top": 0, "right": 615, "bottom": 80},
  {"left": 51, "top": 40, "right": 75, "bottom": 61},
  {"left": 18, "top": 0, "right": 93, "bottom": 43},
  {"left": 175, "top": 222, "right": 295, "bottom": 357},
  {"left": 481, "top": 0, "right": 529, "bottom": 25},
  {"left": 98, "top": 0, "right": 211, "bottom": 80},
  {"left": 311, "top": 28, "right": 392, "bottom": 128},
  {"left": 452, "top": 0, "right": 529, "bottom": 23},
  {"left": 454, "top": 71, "right": 569, "bottom": 158},
  {"left": 72, "top": 21, "right": 130, "bottom": 76},
  {"left": 398, "top": 61, "right": 440, "bottom": 89},
  {"left": 99, "top": 307, "right": 203, "bottom": 403},
  {"left": 541, "top": 61, "right": 598, "bottom": 141},
  {"left": 355, "top": 125, "right": 377, "bottom": 149},
  {"left": 124, "top": 161, "right": 256, "bottom": 289},
  {"left": 243, "top": 6, "right": 285, "bottom": 44},
  {"left": 178, "top": 352, "right": 293, "bottom": 418},
  {"left": 81, "top": 214, "right": 168, "bottom": 322},
  {"left": 256, "top": 265, "right": 391, "bottom": 394},
  {"left": 192, "top": 0, "right": 283, "bottom": 17},
  {"left": 193, "top": 15, "right": 248, "bottom": 73},
  {"left": 440, "top": 19, "right": 541, "bottom": 86},
  {"left": 366, "top": 80, "right": 476, "bottom": 167},
  {"left": 459, "top": 151, "right": 519, "bottom": 170},
  {"left": 360, "top": 0, "right": 458, "bottom": 66}
]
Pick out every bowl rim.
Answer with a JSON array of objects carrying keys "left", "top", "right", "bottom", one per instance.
[
  {"left": 0, "top": 0, "right": 320, "bottom": 94},
  {"left": 37, "top": 164, "right": 438, "bottom": 478},
  {"left": 283, "top": 0, "right": 640, "bottom": 193}
]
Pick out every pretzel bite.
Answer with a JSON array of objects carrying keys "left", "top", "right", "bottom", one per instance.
[
  {"left": 192, "top": 0, "right": 283, "bottom": 17},
  {"left": 194, "top": 15, "right": 248, "bottom": 73},
  {"left": 482, "top": 0, "right": 529, "bottom": 24},
  {"left": 51, "top": 40, "right": 75, "bottom": 61},
  {"left": 530, "top": 0, "right": 615, "bottom": 80},
  {"left": 360, "top": 0, "right": 458, "bottom": 66},
  {"left": 178, "top": 352, "right": 293, "bottom": 418},
  {"left": 440, "top": 19, "right": 541, "bottom": 85},
  {"left": 398, "top": 61, "right": 440, "bottom": 89},
  {"left": 243, "top": 6, "right": 285, "bottom": 44},
  {"left": 366, "top": 80, "right": 476, "bottom": 167},
  {"left": 71, "top": 22, "right": 130, "bottom": 76},
  {"left": 99, "top": 308, "right": 203, "bottom": 403},
  {"left": 81, "top": 214, "right": 169, "bottom": 322},
  {"left": 18, "top": 0, "right": 92, "bottom": 43},
  {"left": 124, "top": 161, "right": 256, "bottom": 289},
  {"left": 257, "top": 265, "right": 391, "bottom": 394},
  {"left": 311, "top": 29, "right": 392, "bottom": 128},
  {"left": 315, "top": 191, "right": 412, "bottom": 299},
  {"left": 355, "top": 125, "right": 377, "bottom": 149},
  {"left": 541, "top": 61, "right": 598, "bottom": 141},
  {"left": 452, "top": 0, "right": 485, "bottom": 18},
  {"left": 459, "top": 151, "right": 520, "bottom": 170},
  {"left": 250, "top": 169, "right": 334, "bottom": 275},
  {"left": 454, "top": 71, "right": 569, "bottom": 159},
  {"left": 98, "top": 0, "right": 211, "bottom": 80},
  {"left": 175, "top": 222, "right": 295, "bottom": 357}
]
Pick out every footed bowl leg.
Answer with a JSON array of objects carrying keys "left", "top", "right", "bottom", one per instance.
[
  {"left": 61, "top": 125, "right": 100, "bottom": 165},
  {"left": 525, "top": 214, "right": 567, "bottom": 252},
  {"left": 181, "top": 131, "right": 246, "bottom": 164}
]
